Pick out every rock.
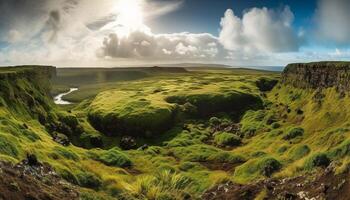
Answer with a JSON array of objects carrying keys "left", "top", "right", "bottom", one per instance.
[
  {"left": 139, "top": 144, "right": 149, "bottom": 150},
  {"left": 120, "top": 136, "right": 137, "bottom": 150},
  {"left": 26, "top": 154, "right": 38, "bottom": 166},
  {"left": 53, "top": 132, "right": 70, "bottom": 146},
  {"left": 256, "top": 78, "right": 278, "bottom": 92},
  {"left": 22, "top": 123, "right": 29, "bottom": 129},
  {"left": 282, "top": 62, "right": 350, "bottom": 92},
  {"left": 90, "top": 135, "right": 103, "bottom": 147},
  {"left": 278, "top": 192, "right": 297, "bottom": 200},
  {"left": 9, "top": 182, "right": 20, "bottom": 192},
  {"left": 295, "top": 108, "right": 303, "bottom": 115}
]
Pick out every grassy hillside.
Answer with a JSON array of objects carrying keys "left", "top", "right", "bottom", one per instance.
[
  {"left": 3, "top": 64, "right": 350, "bottom": 199},
  {"left": 0, "top": 66, "right": 279, "bottom": 199},
  {"left": 87, "top": 71, "right": 264, "bottom": 137}
]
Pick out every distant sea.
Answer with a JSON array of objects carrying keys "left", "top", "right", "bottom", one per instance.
[{"left": 233, "top": 66, "right": 284, "bottom": 72}]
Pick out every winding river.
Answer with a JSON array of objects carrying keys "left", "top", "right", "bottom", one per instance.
[{"left": 54, "top": 88, "right": 78, "bottom": 105}]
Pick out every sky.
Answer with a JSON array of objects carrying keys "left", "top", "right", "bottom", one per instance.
[{"left": 0, "top": 0, "right": 349, "bottom": 67}]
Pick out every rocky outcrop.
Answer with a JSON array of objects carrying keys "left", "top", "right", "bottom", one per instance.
[
  {"left": 202, "top": 164, "right": 350, "bottom": 200},
  {"left": 0, "top": 159, "right": 79, "bottom": 200},
  {"left": 282, "top": 62, "right": 350, "bottom": 91}
]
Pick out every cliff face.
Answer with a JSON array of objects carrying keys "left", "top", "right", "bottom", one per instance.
[
  {"left": 0, "top": 66, "right": 56, "bottom": 115},
  {"left": 282, "top": 62, "right": 350, "bottom": 91}
]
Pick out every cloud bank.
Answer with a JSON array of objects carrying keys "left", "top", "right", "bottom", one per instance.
[
  {"left": 219, "top": 6, "right": 300, "bottom": 53},
  {"left": 4, "top": 0, "right": 345, "bottom": 67},
  {"left": 316, "top": 0, "right": 350, "bottom": 45}
]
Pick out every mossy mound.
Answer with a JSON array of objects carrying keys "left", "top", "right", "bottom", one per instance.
[
  {"left": 89, "top": 148, "right": 132, "bottom": 168},
  {"left": 304, "top": 153, "right": 330, "bottom": 170},
  {"left": 283, "top": 127, "right": 304, "bottom": 140},
  {"left": 214, "top": 132, "right": 241, "bottom": 147},
  {"left": 165, "top": 91, "right": 263, "bottom": 117},
  {"left": 287, "top": 144, "right": 310, "bottom": 160},
  {"left": 88, "top": 90, "right": 177, "bottom": 137},
  {"left": 88, "top": 81, "right": 263, "bottom": 137},
  {"left": 234, "top": 157, "right": 282, "bottom": 182}
]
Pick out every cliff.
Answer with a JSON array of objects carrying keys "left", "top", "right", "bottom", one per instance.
[
  {"left": 0, "top": 65, "right": 57, "bottom": 123},
  {"left": 282, "top": 61, "right": 350, "bottom": 91}
]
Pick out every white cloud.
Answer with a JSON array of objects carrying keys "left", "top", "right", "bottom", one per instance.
[
  {"left": 6, "top": 30, "right": 23, "bottom": 43},
  {"left": 316, "top": 0, "right": 350, "bottom": 45},
  {"left": 99, "top": 30, "right": 222, "bottom": 60},
  {"left": 219, "top": 7, "right": 300, "bottom": 53},
  {"left": 0, "top": 0, "right": 312, "bottom": 67}
]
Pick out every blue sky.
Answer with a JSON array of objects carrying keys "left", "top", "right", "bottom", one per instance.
[
  {"left": 150, "top": 0, "right": 317, "bottom": 35},
  {"left": 0, "top": 0, "right": 349, "bottom": 67}
]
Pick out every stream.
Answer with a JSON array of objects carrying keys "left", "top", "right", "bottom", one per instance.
[{"left": 54, "top": 88, "right": 78, "bottom": 105}]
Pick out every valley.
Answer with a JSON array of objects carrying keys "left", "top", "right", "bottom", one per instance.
[{"left": 0, "top": 63, "right": 349, "bottom": 199}]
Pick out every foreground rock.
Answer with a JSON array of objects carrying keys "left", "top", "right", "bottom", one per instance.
[
  {"left": 0, "top": 158, "right": 79, "bottom": 200},
  {"left": 202, "top": 166, "right": 350, "bottom": 200}
]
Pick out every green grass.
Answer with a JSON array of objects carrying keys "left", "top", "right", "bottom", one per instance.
[
  {"left": 9, "top": 65, "right": 350, "bottom": 199},
  {"left": 304, "top": 153, "right": 330, "bottom": 170},
  {"left": 86, "top": 70, "right": 266, "bottom": 138},
  {"left": 214, "top": 132, "right": 241, "bottom": 147},
  {"left": 123, "top": 170, "right": 192, "bottom": 200},
  {"left": 283, "top": 127, "right": 304, "bottom": 140},
  {"left": 90, "top": 148, "right": 132, "bottom": 168},
  {"left": 287, "top": 144, "right": 310, "bottom": 160},
  {"left": 0, "top": 134, "right": 19, "bottom": 157},
  {"left": 234, "top": 157, "right": 282, "bottom": 182},
  {"left": 52, "top": 146, "right": 80, "bottom": 161}
]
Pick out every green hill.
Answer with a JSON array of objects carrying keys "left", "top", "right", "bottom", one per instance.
[{"left": 1, "top": 63, "right": 350, "bottom": 199}]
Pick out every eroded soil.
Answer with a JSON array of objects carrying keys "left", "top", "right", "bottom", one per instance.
[
  {"left": 202, "top": 165, "right": 350, "bottom": 200},
  {"left": 0, "top": 161, "right": 79, "bottom": 200}
]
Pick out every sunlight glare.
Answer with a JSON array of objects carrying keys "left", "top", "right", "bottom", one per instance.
[{"left": 115, "top": 0, "right": 144, "bottom": 31}]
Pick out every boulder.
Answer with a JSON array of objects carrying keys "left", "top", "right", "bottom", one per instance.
[{"left": 120, "top": 136, "right": 137, "bottom": 150}]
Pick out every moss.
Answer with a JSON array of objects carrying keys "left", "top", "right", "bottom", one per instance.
[
  {"left": 80, "top": 191, "right": 114, "bottom": 200},
  {"left": 271, "top": 122, "right": 281, "bottom": 129},
  {"left": 234, "top": 157, "right": 282, "bottom": 182},
  {"left": 214, "top": 132, "right": 241, "bottom": 147},
  {"left": 0, "top": 135, "right": 19, "bottom": 158},
  {"left": 171, "top": 144, "right": 219, "bottom": 162},
  {"left": 52, "top": 146, "right": 80, "bottom": 161},
  {"left": 209, "top": 152, "right": 245, "bottom": 164},
  {"left": 328, "top": 139, "right": 350, "bottom": 159},
  {"left": 144, "top": 146, "right": 166, "bottom": 155},
  {"left": 240, "top": 110, "right": 266, "bottom": 138},
  {"left": 304, "top": 153, "right": 330, "bottom": 170},
  {"left": 166, "top": 128, "right": 210, "bottom": 147},
  {"left": 179, "top": 162, "right": 202, "bottom": 171},
  {"left": 288, "top": 145, "right": 310, "bottom": 160},
  {"left": 22, "top": 129, "right": 41, "bottom": 142},
  {"left": 209, "top": 117, "right": 221, "bottom": 126},
  {"left": 283, "top": 127, "right": 304, "bottom": 140},
  {"left": 95, "top": 148, "right": 132, "bottom": 168},
  {"left": 277, "top": 146, "right": 288, "bottom": 154},
  {"left": 58, "top": 168, "right": 78, "bottom": 185},
  {"left": 88, "top": 90, "right": 177, "bottom": 137},
  {"left": 76, "top": 171, "right": 102, "bottom": 189},
  {"left": 166, "top": 91, "right": 263, "bottom": 117}
]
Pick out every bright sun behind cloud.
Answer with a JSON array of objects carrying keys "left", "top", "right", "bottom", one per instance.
[{"left": 115, "top": 0, "right": 144, "bottom": 31}]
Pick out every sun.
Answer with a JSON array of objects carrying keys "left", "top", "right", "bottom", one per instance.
[{"left": 115, "top": 0, "right": 144, "bottom": 30}]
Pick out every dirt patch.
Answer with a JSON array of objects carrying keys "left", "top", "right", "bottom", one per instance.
[
  {"left": 202, "top": 165, "right": 350, "bottom": 200},
  {"left": 0, "top": 161, "right": 79, "bottom": 200}
]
